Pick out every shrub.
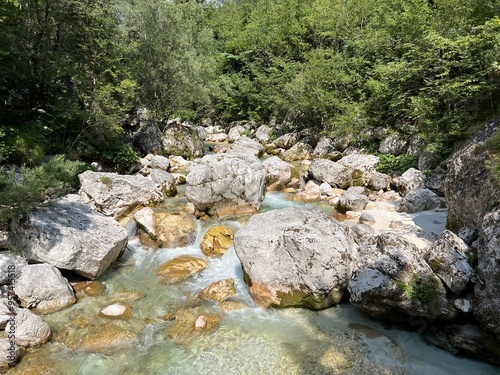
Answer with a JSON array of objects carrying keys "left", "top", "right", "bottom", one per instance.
[
  {"left": 376, "top": 154, "right": 418, "bottom": 174},
  {"left": 0, "top": 155, "right": 86, "bottom": 226}
]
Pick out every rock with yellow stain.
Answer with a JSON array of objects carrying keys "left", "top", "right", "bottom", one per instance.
[
  {"left": 75, "top": 325, "right": 136, "bottom": 351},
  {"left": 134, "top": 208, "right": 198, "bottom": 249},
  {"left": 99, "top": 303, "right": 132, "bottom": 319},
  {"left": 200, "top": 226, "right": 234, "bottom": 257},
  {"left": 157, "top": 256, "right": 208, "bottom": 284},
  {"left": 198, "top": 279, "right": 236, "bottom": 302},
  {"left": 167, "top": 310, "right": 221, "bottom": 342},
  {"left": 74, "top": 280, "right": 106, "bottom": 296},
  {"left": 219, "top": 301, "right": 246, "bottom": 312}
]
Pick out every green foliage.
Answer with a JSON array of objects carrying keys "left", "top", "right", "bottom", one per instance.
[
  {"left": 0, "top": 156, "right": 86, "bottom": 226},
  {"left": 376, "top": 154, "right": 418, "bottom": 174}
]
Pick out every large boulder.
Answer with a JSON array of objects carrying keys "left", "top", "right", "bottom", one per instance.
[
  {"left": 234, "top": 207, "right": 355, "bottom": 309},
  {"left": 273, "top": 132, "right": 299, "bottom": 149},
  {"left": 162, "top": 121, "right": 204, "bottom": 159},
  {"left": 392, "top": 168, "right": 426, "bottom": 197},
  {"left": 348, "top": 233, "right": 455, "bottom": 320},
  {"left": 229, "top": 136, "right": 264, "bottom": 157},
  {"left": 337, "top": 153, "right": 379, "bottom": 174},
  {"left": 425, "top": 230, "right": 473, "bottom": 296},
  {"left": 78, "top": 171, "right": 163, "bottom": 218},
  {"left": 262, "top": 156, "right": 294, "bottom": 191},
  {"left": 444, "top": 119, "right": 500, "bottom": 234},
  {"left": 185, "top": 154, "right": 266, "bottom": 217},
  {"left": 228, "top": 125, "right": 246, "bottom": 142},
  {"left": 312, "top": 136, "right": 342, "bottom": 161},
  {"left": 132, "top": 120, "right": 163, "bottom": 155},
  {"left": 6, "top": 308, "right": 52, "bottom": 347},
  {"left": 14, "top": 264, "right": 76, "bottom": 314},
  {"left": 308, "top": 159, "right": 352, "bottom": 189},
  {"left": 336, "top": 191, "right": 369, "bottom": 213},
  {"left": 475, "top": 210, "right": 500, "bottom": 339},
  {"left": 281, "top": 141, "right": 313, "bottom": 161},
  {"left": 253, "top": 124, "right": 272, "bottom": 144},
  {"left": 397, "top": 188, "right": 444, "bottom": 213},
  {"left": 9, "top": 194, "right": 128, "bottom": 279}
]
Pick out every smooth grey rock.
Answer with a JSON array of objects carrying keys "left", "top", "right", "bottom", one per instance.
[
  {"left": 148, "top": 154, "right": 170, "bottom": 171},
  {"left": 308, "top": 159, "right": 352, "bottom": 189},
  {"left": 336, "top": 192, "right": 369, "bottom": 212},
  {"left": 350, "top": 223, "right": 375, "bottom": 246},
  {"left": 338, "top": 154, "right": 379, "bottom": 173},
  {"left": 319, "top": 182, "right": 333, "bottom": 198},
  {"left": 359, "top": 212, "right": 376, "bottom": 225},
  {"left": 14, "top": 264, "right": 76, "bottom": 314},
  {"left": 234, "top": 207, "right": 355, "bottom": 309},
  {"left": 162, "top": 122, "right": 204, "bottom": 159},
  {"left": 253, "top": 124, "right": 272, "bottom": 144},
  {"left": 9, "top": 194, "right": 128, "bottom": 279},
  {"left": 262, "top": 156, "right": 293, "bottom": 191},
  {"left": 79, "top": 171, "right": 163, "bottom": 218},
  {"left": 186, "top": 154, "right": 266, "bottom": 217},
  {"left": 273, "top": 132, "right": 299, "bottom": 149},
  {"left": 6, "top": 308, "right": 51, "bottom": 347},
  {"left": 228, "top": 125, "right": 246, "bottom": 142},
  {"left": 148, "top": 169, "right": 176, "bottom": 196},
  {"left": 366, "top": 171, "right": 391, "bottom": 191},
  {"left": 475, "top": 210, "right": 500, "bottom": 339},
  {"left": 425, "top": 230, "right": 473, "bottom": 295},
  {"left": 397, "top": 188, "right": 443, "bottom": 213},
  {"left": 392, "top": 168, "right": 426, "bottom": 196},
  {"left": 206, "top": 132, "right": 228, "bottom": 143},
  {"left": 297, "top": 180, "right": 321, "bottom": 201},
  {"left": 229, "top": 136, "right": 264, "bottom": 157},
  {"left": 349, "top": 233, "right": 455, "bottom": 320}
]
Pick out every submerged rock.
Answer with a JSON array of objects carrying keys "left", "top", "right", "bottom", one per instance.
[
  {"left": 167, "top": 309, "right": 221, "bottom": 342},
  {"left": 99, "top": 304, "right": 132, "bottom": 320},
  {"left": 348, "top": 233, "right": 455, "bottom": 321},
  {"left": 186, "top": 154, "right": 266, "bottom": 217},
  {"left": 234, "top": 207, "right": 355, "bottom": 309},
  {"left": 198, "top": 279, "right": 236, "bottom": 302},
  {"left": 14, "top": 264, "right": 76, "bottom": 314},
  {"left": 0, "top": 338, "right": 19, "bottom": 371},
  {"left": 200, "top": 225, "right": 234, "bottom": 257},
  {"left": 9, "top": 194, "right": 128, "bottom": 279},
  {"left": 157, "top": 256, "right": 209, "bottom": 284}
]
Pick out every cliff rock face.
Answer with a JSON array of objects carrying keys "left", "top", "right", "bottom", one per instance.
[{"left": 444, "top": 119, "right": 500, "bottom": 234}]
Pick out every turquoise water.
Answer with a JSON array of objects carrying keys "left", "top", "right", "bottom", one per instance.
[{"left": 7, "top": 193, "right": 500, "bottom": 375}]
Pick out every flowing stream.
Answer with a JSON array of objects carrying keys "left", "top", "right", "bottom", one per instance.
[{"left": 8, "top": 193, "right": 500, "bottom": 375}]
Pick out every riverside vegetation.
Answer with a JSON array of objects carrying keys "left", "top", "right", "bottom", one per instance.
[{"left": 1, "top": 0, "right": 500, "bottom": 372}]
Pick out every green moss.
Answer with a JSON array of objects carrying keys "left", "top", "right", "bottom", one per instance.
[
  {"left": 396, "top": 275, "right": 436, "bottom": 303},
  {"left": 100, "top": 176, "right": 113, "bottom": 188}
]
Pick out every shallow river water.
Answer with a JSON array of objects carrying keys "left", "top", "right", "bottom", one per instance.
[{"left": 8, "top": 193, "right": 500, "bottom": 375}]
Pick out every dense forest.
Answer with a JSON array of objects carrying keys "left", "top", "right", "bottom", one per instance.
[{"left": 0, "top": 0, "right": 500, "bottom": 222}]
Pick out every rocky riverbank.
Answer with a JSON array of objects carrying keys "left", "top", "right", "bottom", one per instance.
[{"left": 0, "top": 118, "right": 499, "bottom": 372}]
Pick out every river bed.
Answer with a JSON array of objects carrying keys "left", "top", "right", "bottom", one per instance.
[{"left": 7, "top": 193, "right": 500, "bottom": 375}]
